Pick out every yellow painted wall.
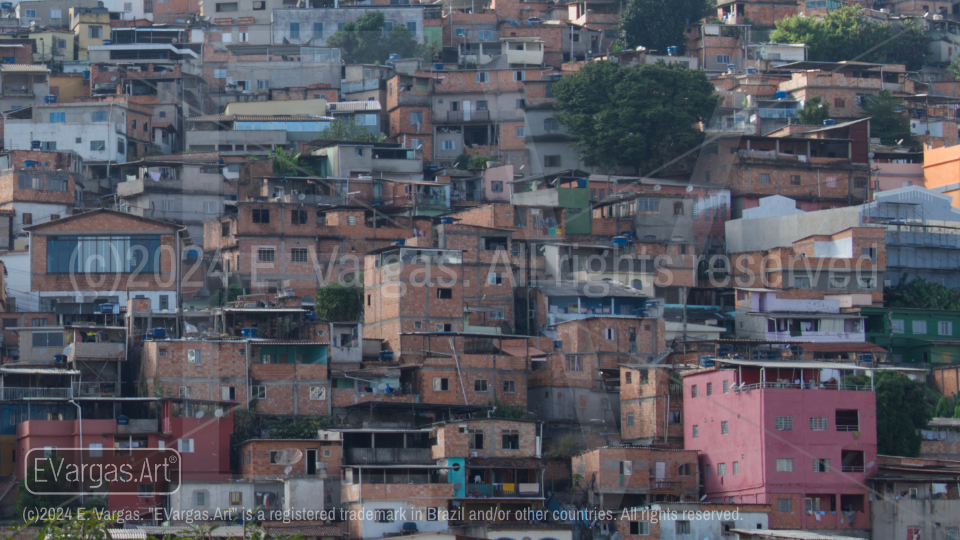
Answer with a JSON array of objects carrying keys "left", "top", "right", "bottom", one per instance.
[{"left": 49, "top": 74, "right": 87, "bottom": 103}]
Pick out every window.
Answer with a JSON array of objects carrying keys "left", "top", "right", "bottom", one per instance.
[
  {"left": 18, "top": 175, "right": 40, "bottom": 190},
  {"left": 187, "top": 349, "right": 201, "bottom": 364},
  {"left": 790, "top": 174, "right": 801, "bottom": 185},
  {"left": 159, "top": 348, "right": 167, "bottom": 357},
  {"left": 252, "top": 386, "right": 266, "bottom": 399},
  {"left": 477, "top": 72, "right": 489, "bottom": 83},
  {"left": 414, "top": 321, "right": 422, "bottom": 330},
  {"left": 940, "top": 321, "right": 953, "bottom": 336},
  {"left": 442, "top": 140, "right": 456, "bottom": 150},
  {"left": 705, "top": 464, "right": 711, "bottom": 477},
  {"left": 469, "top": 429, "right": 484, "bottom": 449},
  {"left": 759, "top": 173, "right": 771, "bottom": 184},
  {"left": 692, "top": 425, "right": 698, "bottom": 438},
  {"left": 515, "top": 126, "right": 525, "bottom": 138},
  {"left": 626, "top": 413, "right": 634, "bottom": 426},
  {"left": 204, "top": 202, "right": 218, "bottom": 214},
  {"left": 678, "top": 463, "right": 691, "bottom": 476},
  {"left": 836, "top": 409, "right": 859, "bottom": 431},
  {"left": 159, "top": 295, "right": 169, "bottom": 310},
  {"left": 252, "top": 209, "right": 270, "bottom": 223},
  {"left": 139, "top": 484, "right": 154, "bottom": 497},
  {"left": 514, "top": 71, "right": 525, "bottom": 81},
  {"left": 292, "top": 248, "right": 308, "bottom": 263},
  {"left": 834, "top": 98, "right": 846, "bottom": 108},
  {"left": 407, "top": 21, "right": 417, "bottom": 33},
  {"left": 544, "top": 117, "right": 560, "bottom": 131},
  {"left": 502, "top": 429, "right": 520, "bottom": 449},
  {"left": 88, "top": 26, "right": 102, "bottom": 39},
  {"left": 455, "top": 28, "right": 469, "bottom": 37},
  {"left": 676, "top": 521, "right": 691, "bottom": 535},
  {"left": 566, "top": 356, "right": 582, "bottom": 371},
  {"left": 88, "top": 443, "right": 102, "bottom": 458},
  {"left": 475, "top": 379, "right": 488, "bottom": 392},
  {"left": 49, "top": 112, "right": 65, "bottom": 123},
  {"left": 32, "top": 331, "right": 63, "bottom": 347},
  {"left": 410, "top": 111, "right": 424, "bottom": 125},
  {"left": 161, "top": 200, "right": 175, "bottom": 212},
  {"left": 21, "top": 213, "right": 32, "bottom": 225},
  {"left": 194, "top": 491, "right": 207, "bottom": 506},
  {"left": 544, "top": 155, "right": 561, "bottom": 167},
  {"left": 777, "top": 498, "right": 792, "bottom": 512},
  {"left": 177, "top": 439, "right": 194, "bottom": 453},
  {"left": 707, "top": 382, "right": 713, "bottom": 396},
  {"left": 674, "top": 202, "right": 684, "bottom": 215},
  {"left": 433, "top": 378, "right": 449, "bottom": 391},
  {"left": 716, "top": 54, "right": 730, "bottom": 64},
  {"left": 813, "top": 459, "right": 830, "bottom": 472},
  {"left": 605, "top": 328, "right": 615, "bottom": 340},
  {"left": 229, "top": 492, "right": 242, "bottom": 505},
  {"left": 476, "top": 100, "right": 488, "bottom": 111},
  {"left": 691, "top": 385, "right": 697, "bottom": 397},
  {"left": 723, "top": 380, "right": 729, "bottom": 393},
  {"left": 913, "top": 320, "right": 928, "bottom": 334},
  {"left": 288, "top": 22, "right": 301, "bottom": 39},
  {"left": 503, "top": 380, "right": 516, "bottom": 393},
  {"left": 437, "top": 288, "right": 452, "bottom": 299},
  {"left": 258, "top": 248, "right": 275, "bottom": 262},
  {"left": 118, "top": 139, "right": 125, "bottom": 155},
  {"left": 810, "top": 417, "right": 828, "bottom": 431},
  {"left": 487, "top": 272, "right": 503, "bottom": 285},
  {"left": 794, "top": 276, "right": 811, "bottom": 288},
  {"left": 733, "top": 461, "right": 739, "bottom": 475},
  {"left": 291, "top": 209, "right": 308, "bottom": 225},
  {"left": 41, "top": 141, "right": 56, "bottom": 151},
  {"left": 892, "top": 319, "right": 905, "bottom": 334},
  {"left": 776, "top": 458, "right": 793, "bottom": 472},
  {"left": 90, "top": 140, "right": 106, "bottom": 152},
  {"left": 347, "top": 215, "right": 357, "bottom": 225},
  {"left": 721, "top": 421, "right": 728, "bottom": 435},
  {"left": 24, "top": 9, "right": 36, "bottom": 18},
  {"left": 775, "top": 416, "right": 793, "bottom": 430},
  {"left": 516, "top": 99, "right": 525, "bottom": 109},
  {"left": 214, "top": 69, "right": 227, "bottom": 79},
  {"left": 629, "top": 521, "right": 649, "bottom": 535},
  {"left": 132, "top": 120, "right": 137, "bottom": 131}
]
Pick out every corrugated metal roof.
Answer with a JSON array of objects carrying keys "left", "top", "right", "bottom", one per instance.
[
  {"left": 0, "top": 367, "right": 79, "bottom": 375},
  {"left": 467, "top": 456, "right": 544, "bottom": 468},
  {"left": 108, "top": 526, "right": 257, "bottom": 539},
  {"left": 0, "top": 64, "right": 49, "bottom": 73},
  {"left": 498, "top": 345, "right": 548, "bottom": 358},
  {"left": 261, "top": 524, "right": 346, "bottom": 537},
  {"left": 221, "top": 308, "right": 308, "bottom": 313},
  {"left": 714, "top": 359, "right": 867, "bottom": 370},
  {"left": 537, "top": 280, "right": 647, "bottom": 298},
  {"left": 327, "top": 101, "right": 382, "bottom": 112}
]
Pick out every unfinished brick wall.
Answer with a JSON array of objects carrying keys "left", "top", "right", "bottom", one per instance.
[
  {"left": 142, "top": 340, "right": 249, "bottom": 402},
  {"left": 620, "top": 367, "right": 683, "bottom": 446},
  {"left": 432, "top": 418, "right": 538, "bottom": 458},
  {"left": 239, "top": 439, "right": 341, "bottom": 479},
  {"left": 573, "top": 446, "right": 700, "bottom": 502}
]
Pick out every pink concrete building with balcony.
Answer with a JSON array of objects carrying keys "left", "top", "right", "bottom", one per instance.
[{"left": 682, "top": 359, "right": 876, "bottom": 533}]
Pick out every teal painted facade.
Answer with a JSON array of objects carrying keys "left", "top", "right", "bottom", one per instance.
[
  {"left": 258, "top": 344, "right": 327, "bottom": 364},
  {"left": 862, "top": 306, "right": 960, "bottom": 363},
  {"left": 558, "top": 187, "right": 591, "bottom": 235},
  {"left": 448, "top": 457, "right": 466, "bottom": 497}
]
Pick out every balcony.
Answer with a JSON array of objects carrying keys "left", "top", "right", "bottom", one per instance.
[
  {"left": 73, "top": 381, "right": 119, "bottom": 397},
  {"left": 2, "top": 85, "right": 32, "bottom": 97},
  {"left": 465, "top": 483, "right": 541, "bottom": 498},
  {"left": 734, "top": 382, "right": 873, "bottom": 392},
  {"left": 66, "top": 341, "right": 126, "bottom": 361},
  {"left": 345, "top": 447, "right": 433, "bottom": 465},
  {"left": 650, "top": 480, "right": 682, "bottom": 490},
  {"left": 2, "top": 387, "right": 72, "bottom": 400},
  {"left": 443, "top": 110, "right": 491, "bottom": 123}
]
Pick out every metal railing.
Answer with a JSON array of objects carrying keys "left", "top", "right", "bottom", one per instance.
[
  {"left": 650, "top": 480, "right": 682, "bottom": 490},
  {"left": 2, "top": 387, "right": 72, "bottom": 400},
  {"left": 735, "top": 383, "right": 872, "bottom": 392},
  {"left": 841, "top": 466, "right": 865, "bottom": 473},
  {"left": 836, "top": 424, "right": 860, "bottom": 432}
]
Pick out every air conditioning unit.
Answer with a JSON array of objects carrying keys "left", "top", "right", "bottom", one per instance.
[{"left": 470, "top": 451, "right": 478, "bottom": 457}]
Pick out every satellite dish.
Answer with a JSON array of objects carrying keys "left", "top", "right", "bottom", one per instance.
[
  {"left": 215, "top": 409, "right": 224, "bottom": 418},
  {"left": 454, "top": 482, "right": 463, "bottom": 491},
  {"left": 171, "top": 38, "right": 178, "bottom": 43},
  {"left": 298, "top": 193, "right": 306, "bottom": 201},
  {"left": 272, "top": 448, "right": 304, "bottom": 465},
  {"left": 195, "top": 410, "right": 204, "bottom": 419},
  {"left": 868, "top": 152, "right": 875, "bottom": 159},
  {"left": 686, "top": 185, "right": 694, "bottom": 192},
  {"left": 867, "top": 461, "right": 875, "bottom": 468},
  {"left": 700, "top": 494, "right": 707, "bottom": 501},
  {"left": 654, "top": 184, "right": 662, "bottom": 191},
  {"left": 284, "top": 465, "right": 293, "bottom": 474}
]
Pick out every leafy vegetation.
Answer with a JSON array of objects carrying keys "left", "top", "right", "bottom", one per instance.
[
  {"left": 552, "top": 61, "right": 718, "bottom": 175},
  {"left": 317, "top": 117, "right": 387, "bottom": 143},
  {"left": 326, "top": 11, "right": 436, "bottom": 64},
  {"left": 770, "top": 7, "right": 928, "bottom": 70},
  {"left": 230, "top": 406, "right": 336, "bottom": 470},
  {"left": 272, "top": 147, "right": 318, "bottom": 176},
  {"left": 861, "top": 91, "right": 912, "bottom": 146},
  {"left": 935, "top": 395, "right": 960, "bottom": 419},
  {"left": 885, "top": 275, "right": 960, "bottom": 310},
  {"left": 210, "top": 283, "right": 244, "bottom": 306},
  {"left": 845, "top": 371, "right": 933, "bottom": 457},
  {"left": 544, "top": 433, "right": 584, "bottom": 458},
  {"left": 618, "top": 0, "right": 711, "bottom": 55},
  {"left": 454, "top": 153, "right": 496, "bottom": 170},
  {"left": 796, "top": 96, "right": 831, "bottom": 125},
  {"left": 16, "top": 457, "right": 106, "bottom": 517},
  {"left": 315, "top": 282, "right": 363, "bottom": 322},
  {"left": 475, "top": 399, "right": 526, "bottom": 419}
]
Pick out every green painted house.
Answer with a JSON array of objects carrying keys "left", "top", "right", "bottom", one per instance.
[{"left": 862, "top": 306, "right": 960, "bottom": 364}]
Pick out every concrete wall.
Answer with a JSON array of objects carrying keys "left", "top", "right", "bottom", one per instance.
[
  {"left": 272, "top": 7, "right": 426, "bottom": 45},
  {"left": 871, "top": 500, "right": 960, "bottom": 540}
]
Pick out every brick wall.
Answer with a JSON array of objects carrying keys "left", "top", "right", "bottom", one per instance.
[
  {"left": 432, "top": 418, "right": 538, "bottom": 458},
  {"left": 239, "top": 439, "right": 342, "bottom": 479}
]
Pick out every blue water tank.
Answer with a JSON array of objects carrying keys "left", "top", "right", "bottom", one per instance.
[
  {"left": 117, "top": 415, "right": 129, "bottom": 426},
  {"left": 152, "top": 327, "right": 166, "bottom": 339},
  {"left": 745, "top": 67, "right": 758, "bottom": 74},
  {"left": 241, "top": 328, "right": 257, "bottom": 338},
  {"left": 433, "top": 63, "right": 444, "bottom": 71},
  {"left": 389, "top": 53, "right": 401, "bottom": 60},
  {"left": 576, "top": 179, "right": 587, "bottom": 188},
  {"left": 726, "top": 64, "right": 736, "bottom": 71},
  {"left": 53, "top": 354, "right": 66, "bottom": 363},
  {"left": 612, "top": 236, "right": 629, "bottom": 246},
  {"left": 379, "top": 350, "right": 394, "bottom": 361},
  {"left": 0, "top": 3, "right": 12, "bottom": 9},
  {"left": 775, "top": 91, "right": 787, "bottom": 99},
  {"left": 440, "top": 217, "right": 454, "bottom": 225},
  {"left": 102, "top": 39, "right": 112, "bottom": 45},
  {"left": 823, "top": 118, "right": 836, "bottom": 126},
  {"left": 82, "top": 70, "right": 90, "bottom": 78},
  {"left": 394, "top": 239, "right": 405, "bottom": 246},
  {"left": 23, "top": 160, "right": 36, "bottom": 168},
  {"left": 43, "top": 94, "right": 57, "bottom": 104},
  {"left": 305, "top": 311, "right": 317, "bottom": 320},
  {"left": 30, "top": 140, "right": 40, "bottom": 149},
  {"left": 666, "top": 46, "right": 678, "bottom": 55}
]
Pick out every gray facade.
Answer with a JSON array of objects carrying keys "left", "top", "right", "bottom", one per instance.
[
  {"left": 725, "top": 187, "right": 960, "bottom": 288},
  {"left": 272, "top": 7, "right": 425, "bottom": 45},
  {"left": 16, "top": 0, "right": 98, "bottom": 28}
]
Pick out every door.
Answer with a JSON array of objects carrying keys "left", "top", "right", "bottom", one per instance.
[
  {"left": 307, "top": 449, "right": 317, "bottom": 475},
  {"left": 463, "top": 100, "right": 471, "bottom": 121},
  {"left": 655, "top": 461, "right": 666, "bottom": 482}
]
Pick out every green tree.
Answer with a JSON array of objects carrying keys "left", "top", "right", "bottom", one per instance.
[
  {"left": 268, "top": 416, "right": 336, "bottom": 438},
  {"left": 884, "top": 276, "right": 960, "bottom": 310},
  {"left": 210, "top": 283, "right": 243, "bottom": 306},
  {"left": 618, "top": 0, "right": 711, "bottom": 55},
  {"left": 551, "top": 61, "right": 719, "bottom": 174},
  {"left": 797, "top": 96, "right": 831, "bottom": 125},
  {"left": 315, "top": 282, "right": 363, "bottom": 322},
  {"left": 317, "top": 117, "right": 385, "bottom": 143},
  {"left": 848, "top": 371, "right": 933, "bottom": 456},
  {"left": 326, "top": 11, "right": 434, "bottom": 64},
  {"left": 16, "top": 456, "right": 106, "bottom": 517},
  {"left": 544, "top": 433, "right": 584, "bottom": 458},
  {"left": 861, "top": 91, "right": 912, "bottom": 146},
  {"left": 771, "top": 7, "right": 927, "bottom": 70}
]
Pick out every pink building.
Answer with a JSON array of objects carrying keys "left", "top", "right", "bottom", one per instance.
[
  {"left": 682, "top": 359, "right": 876, "bottom": 532},
  {"left": 15, "top": 398, "right": 233, "bottom": 522}
]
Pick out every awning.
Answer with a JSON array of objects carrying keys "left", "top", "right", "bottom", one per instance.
[{"left": 498, "top": 345, "right": 548, "bottom": 358}]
